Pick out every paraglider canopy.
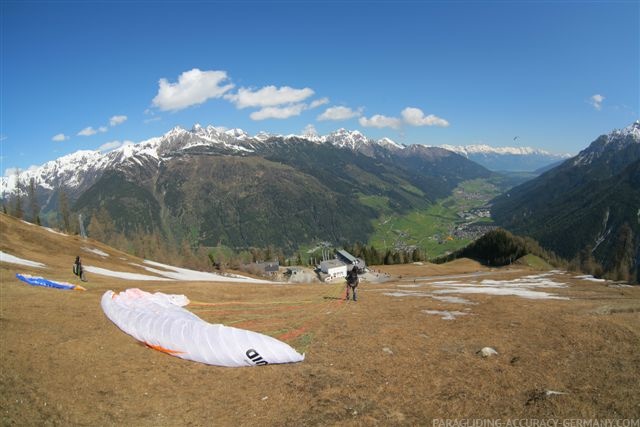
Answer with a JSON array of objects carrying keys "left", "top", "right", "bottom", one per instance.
[{"left": 101, "top": 288, "right": 304, "bottom": 367}]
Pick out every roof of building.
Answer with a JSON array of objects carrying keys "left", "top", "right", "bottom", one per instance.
[
  {"left": 336, "top": 250, "right": 357, "bottom": 263},
  {"left": 320, "top": 259, "right": 347, "bottom": 269}
]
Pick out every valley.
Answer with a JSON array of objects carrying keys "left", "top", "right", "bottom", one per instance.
[{"left": 368, "top": 178, "right": 501, "bottom": 258}]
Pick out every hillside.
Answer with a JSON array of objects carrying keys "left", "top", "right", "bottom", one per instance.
[
  {"left": 492, "top": 121, "right": 640, "bottom": 283},
  {"left": 434, "top": 228, "right": 563, "bottom": 267},
  {"left": 2, "top": 212, "right": 640, "bottom": 424},
  {"left": 3, "top": 125, "right": 493, "bottom": 252}
]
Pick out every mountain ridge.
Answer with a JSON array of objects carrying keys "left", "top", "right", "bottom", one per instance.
[
  {"left": 440, "top": 143, "right": 572, "bottom": 172},
  {"left": 2, "top": 123, "right": 571, "bottom": 197},
  {"left": 4, "top": 123, "right": 492, "bottom": 252},
  {"left": 491, "top": 120, "right": 640, "bottom": 282}
]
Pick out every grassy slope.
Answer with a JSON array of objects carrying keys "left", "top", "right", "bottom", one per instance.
[
  {"left": 516, "top": 254, "right": 555, "bottom": 270},
  {"left": 1, "top": 213, "right": 640, "bottom": 424}
]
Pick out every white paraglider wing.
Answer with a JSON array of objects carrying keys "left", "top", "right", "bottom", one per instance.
[{"left": 101, "top": 288, "right": 304, "bottom": 367}]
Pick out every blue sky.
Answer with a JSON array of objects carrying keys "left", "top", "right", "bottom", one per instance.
[{"left": 1, "top": 1, "right": 638, "bottom": 174}]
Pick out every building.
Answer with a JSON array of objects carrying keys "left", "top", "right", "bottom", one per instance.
[
  {"left": 319, "top": 259, "right": 347, "bottom": 282},
  {"left": 336, "top": 249, "right": 366, "bottom": 272},
  {"left": 255, "top": 261, "right": 280, "bottom": 276}
]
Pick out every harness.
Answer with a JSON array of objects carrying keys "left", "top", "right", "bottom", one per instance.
[{"left": 347, "top": 275, "right": 359, "bottom": 288}]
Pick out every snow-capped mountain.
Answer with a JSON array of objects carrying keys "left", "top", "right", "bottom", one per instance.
[
  {"left": 440, "top": 144, "right": 571, "bottom": 172},
  {"left": 0, "top": 125, "right": 405, "bottom": 201},
  {"left": 573, "top": 120, "right": 640, "bottom": 166},
  {"left": 491, "top": 120, "right": 640, "bottom": 283},
  {"left": 7, "top": 123, "right": 486, "bottom": 252}
]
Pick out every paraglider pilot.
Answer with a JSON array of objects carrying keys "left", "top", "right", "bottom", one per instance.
[
  {"left": 345, "top": 266, "right": 359, "bottom": 301},
  {"left": 73, "top": 256, "right": 83, "bottom": 278}
]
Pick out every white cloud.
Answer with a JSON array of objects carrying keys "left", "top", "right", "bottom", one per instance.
[
  {"left": 144, "top": 116, "right": 161, "bottom": 124},
  {"left": 250, "top": 104, "right": 307, "bottom": 120},
  {"left": 98, "top": 126, "right": 108, "bottom": 133},
  {"left": 98, "top": 140, "right": 134, "bottom": 153},
  {"left": 98, "top": 141, "right": 123, "bottom": 152},
  {"left": 359, "top": 114, "right": 401, "bottom": 129},
  {"left": 152, "top": 68, "right": 234, "bottom": 111},
  {"left": 52, "top": 133, "right": 69, "bottom": 142},
  {"left": 303, "top": 124, "right": 318, "bottom": 137},
  {"left": 590, "top": 94, "right": 605, "bottom": 111},
  {"left": 109, "top": 115, "right": 127, "bottom": 126},
  {"left": 4, "top": 165, "right": 38, "bottom": 177},
  {"left": 401, "top": 107, "right": 450, "bottom": 127},
  {"left": 226, "top": 85, "right": 314, "bottom": 109},
  {"left": 309, "top": 97, "right": 329, "bottom": 109},
  {"left": 318, "top": 106, "right": 362, "bottom": 121},
  {"left": 78, "top": 126, "right": 98, "bottom": 136}
]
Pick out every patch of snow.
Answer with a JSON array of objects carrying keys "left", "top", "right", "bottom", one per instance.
[
  {"left": 520, "top": 272, "right": 554, "bottom": 279},
  {"left": 0, "top": 251, "right": 46, "bottom": 268},
  {"left": 387, "top": 274, "right": 570, "bottom": 300},
  {"left": 573, "top": 275, "right": 606, "bottom": 282},
  {"left": 142, "top": 260, "right": 271, "bottom": 283},
  {"left": 478, "top": 277, "right": 567, "bottom": 288},
  {"left": 607, "top": 283, "right": 634, "bottom": 288},
  {"left": 383, "top": 291, "right": 432, "bottom": 297},
  {"left": 84, "top": 266, "right": 172, "bottom": 281},
  {"left": 45, "top": 227, "right": 67, "bottom": 236},
  {"left": 82, "top": 247, "right": 109, "bottom": 257},
  {"left": 428, "top": 280, "right": 467, "bottom": 285},
  {"left": 432, "top": 286, "right": 568, "bottom": 300},
  {"left": 422, "top": 310, "right": 469, "bottom": 320}
]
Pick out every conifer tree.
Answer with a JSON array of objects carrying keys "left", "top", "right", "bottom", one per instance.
[
  {"left": 28, "top": 178, "right": 40, "bottom": 225},
  {"left": 58, "top": 189, "right": 71, "bottom": 232},
  {"left": 11, "top": 170, "right": 24, "bottom": 219}
]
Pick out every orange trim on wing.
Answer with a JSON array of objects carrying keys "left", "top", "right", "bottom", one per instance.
[{"left": 144, "top": 342, "right": 184, "bottom": 356}]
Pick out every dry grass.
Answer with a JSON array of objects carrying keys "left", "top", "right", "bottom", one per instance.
[{"left": 1, "top": 213, "right": 639, "bottom": 425}]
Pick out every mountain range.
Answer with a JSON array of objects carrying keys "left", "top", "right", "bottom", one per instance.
[
  {"left": 1, "top": 125, "right": 492, "bottom": 251},
  {"left": 439, "top": 144, "right": 571, "bottom": 172},
  {"left": 1, "top": 126, "right": 569, "bottom": 202},
  {"left": 491, "top": 121, "right": 640, "bottom": 282},
  {"left": 3, "top": 121, "right": 638, "bottom": 283}
]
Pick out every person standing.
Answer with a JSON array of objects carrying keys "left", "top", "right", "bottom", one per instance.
[
  {"left": 345, "top": 266, "right": 359, "bottom": 301},
  {"left": 73, "top": 256, "right": 85, "bottom": 281}
]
